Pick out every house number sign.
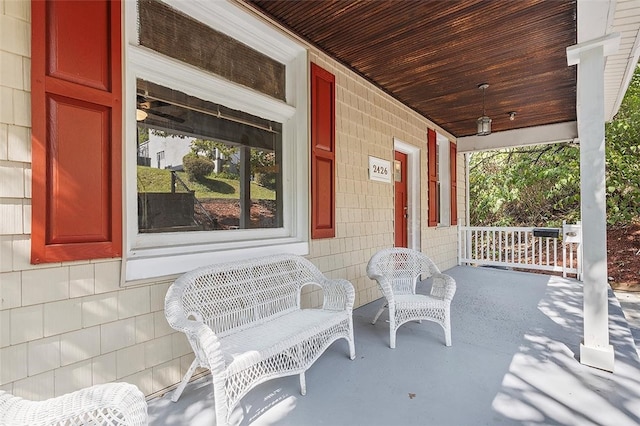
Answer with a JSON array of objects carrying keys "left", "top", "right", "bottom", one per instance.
[{"left": 368, "top": 156, "right": 392, "bottom": 183}]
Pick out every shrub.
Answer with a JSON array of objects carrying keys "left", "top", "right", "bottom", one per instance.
[
  {"left": 183, "top": 153, "right": 214, "bottom": 181},
  {"left": 254, "top": 172, "right": 278, "bottom": 190}
]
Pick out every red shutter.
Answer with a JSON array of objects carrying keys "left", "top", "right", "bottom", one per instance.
[
  {"left": 31, "top": 0, "right": 122, "bottom": 263},
  {"left": 450, "top": 141, "right": 458, "bottom": 226},
  {"left": 427, "top": 129, "right": 438, "bottom": 227},
  {"left": 310, "top": 63, "right": 336, "bottom": 239}
]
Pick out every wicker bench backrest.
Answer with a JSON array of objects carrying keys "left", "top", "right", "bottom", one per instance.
[{"left": 171, "top": 255, "right": 323, "bottom": 336}]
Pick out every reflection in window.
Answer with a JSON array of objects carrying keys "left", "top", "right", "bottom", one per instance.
[{"left": 136, "top": 79, "right": 283, "bottom": 233}]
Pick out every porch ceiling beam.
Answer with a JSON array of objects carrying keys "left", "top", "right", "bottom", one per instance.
[{"left": 455, "top": 121, "right": 577, "bottom": 153}]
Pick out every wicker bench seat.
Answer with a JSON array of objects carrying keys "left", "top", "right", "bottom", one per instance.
[{"left": 165, "top": 254, "right": 356, "bottom": 426}]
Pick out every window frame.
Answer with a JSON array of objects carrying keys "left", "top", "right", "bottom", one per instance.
[
  {"left": 123, "top": 0, "right": 309, "bottom": 282},
  {"left": 437, "top": 132, "right": 451, "bottom": 226}
]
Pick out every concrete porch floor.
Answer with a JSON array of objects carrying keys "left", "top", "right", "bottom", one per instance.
[{"left": 147, "top": 266, "right": 640, "bottom": 425}]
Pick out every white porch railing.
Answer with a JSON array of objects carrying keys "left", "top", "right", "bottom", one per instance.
[{"left": 458, "top": 223, "right": 582, "bottom": 279}]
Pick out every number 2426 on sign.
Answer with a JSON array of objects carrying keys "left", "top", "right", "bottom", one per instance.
[{"left": 368, "top": 156, "right": 391, "bottom": 183}]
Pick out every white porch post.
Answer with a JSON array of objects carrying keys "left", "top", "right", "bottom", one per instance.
[{"left": 567, "top": 33, "right": 620, "bottom": 372}]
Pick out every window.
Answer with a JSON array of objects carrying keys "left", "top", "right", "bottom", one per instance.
[
  {"left": 436, "top": 139, "right": 441, "bottom": 224},
  {"left": 155, "top": 150, "right": 165, "bottom": 169},
  {"left": 437, "top": 133, "right": 451, "bottom": 225},
  {"left": 428, "top": 130, "right": 454, "bottom": 227},
  {"left": 136, "top": 79, "right": 283, "bottom": 233},
  {"left": 124, "top": 0, "right": 308, "bottom": 281}
]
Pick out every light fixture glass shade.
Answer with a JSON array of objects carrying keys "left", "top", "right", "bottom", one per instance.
[
  {"left": 477, "top": 115, "right": 491, "bottom": 136},
  {"left": 136, "top": 108, "right": 148, "bottom": 121}
]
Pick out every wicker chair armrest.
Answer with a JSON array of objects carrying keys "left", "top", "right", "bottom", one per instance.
[
  {"left": 315, "top": 278, "right": 355, "bottom": 311},
  {"left": 429, "top": 273, "right": 457, "bottom": 301},
  {"left": 0, "top": 383, "right": 147, "bottom": 426},
  {"left": 365, "top": 268, "right": 395, "bottom": 299}
]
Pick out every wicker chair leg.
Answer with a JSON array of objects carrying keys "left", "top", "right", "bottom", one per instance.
[
  {"left": 348, "top": 322, "right": 356, "bottom": 360},
  {"left": 171, "top": 358, "right": 198, "bottom": 402},
  {"left": 299, "top": 372, "right": 306, "bottom": 395},
  {"left": 371, "top": 303, "right": 387, "bottom": 325},
  {"left": 444, "top": 314, "right": 452, "bottom": 347}
]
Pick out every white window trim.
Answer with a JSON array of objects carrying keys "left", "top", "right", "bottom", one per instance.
[
  {"left": 122, "top": 0, "right": 309, "bottom": 283},
  {"left": 394, "top": 138, "right": 421, "bottom": 250}
]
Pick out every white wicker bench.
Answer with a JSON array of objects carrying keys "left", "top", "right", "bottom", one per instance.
[
  {"left": 0, "top": 382, "right": 148, "bottom": 426},
  {"left": 165, "top": 254, "right": 356, "bottom": 425}
]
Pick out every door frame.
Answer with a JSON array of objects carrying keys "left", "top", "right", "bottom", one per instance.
[{"left": 393, "top": 138, "right": 420, "bottom": 250}]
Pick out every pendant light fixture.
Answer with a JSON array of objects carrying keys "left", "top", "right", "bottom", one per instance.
[
  {"left": 136, "top": 108, "right": 148, "bottom": 121},
  {"left": 476, "top": 83, "right": 491, "bottom": 136}
]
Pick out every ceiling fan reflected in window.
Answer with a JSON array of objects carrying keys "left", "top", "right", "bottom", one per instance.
[{"left": 136, "top": 95, "right": 185, "bottom": 123}]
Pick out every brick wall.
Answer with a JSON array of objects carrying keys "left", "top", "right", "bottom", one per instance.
[{"left": 0, "top": 0, "right": 465, "bottom": 400}]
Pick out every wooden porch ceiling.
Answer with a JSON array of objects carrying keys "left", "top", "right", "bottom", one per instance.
[{"left": 247, "top": 0, "right": 577, "bottom": 138}]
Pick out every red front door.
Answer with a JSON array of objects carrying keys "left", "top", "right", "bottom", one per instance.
[{"left": 394, "top": 151, "right": 408, "bottom": 247}]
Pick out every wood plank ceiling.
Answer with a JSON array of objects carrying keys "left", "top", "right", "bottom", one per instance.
[{"left": 248, "top": 0, "right": 577, "bottom": 138}]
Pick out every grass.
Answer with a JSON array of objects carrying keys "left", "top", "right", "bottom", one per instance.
[{"left": 137, "top": 166, "right": 276, "bottom": 200}]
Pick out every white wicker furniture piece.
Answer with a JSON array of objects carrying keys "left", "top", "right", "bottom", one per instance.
[
  {"left": 367, "top": 248, "right": 457, "bottom": 348},
  {"left": 165, "top": 254, "right": 356, "bottom": 426},
  {"left": 0, "top": 383, "right": 148, "bottom": 426}
]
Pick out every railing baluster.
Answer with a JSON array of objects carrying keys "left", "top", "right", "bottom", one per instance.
[
  {"left": 538, "top": 237, "right": 542, "bottom": 267},
  {"left": 570, "top": 243, "right": 574, "bottom": 272}
]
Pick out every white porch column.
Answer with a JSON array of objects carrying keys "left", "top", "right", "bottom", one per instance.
[{"left": 567, "top": 33, "right": 620, "bottom": 372}]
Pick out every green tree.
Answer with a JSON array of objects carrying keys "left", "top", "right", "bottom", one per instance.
[
  {"left": 191, "top": 139, "right": 238, "bottom": 160},
  {"left": 190, "top": 139, "right": 239, "bottom": 176},
  {"left": 469, "top": 65, "right": 640, "bottom": 227},
  {"left": 605, "top": 66, "right": 640, "bottom": 225},
  {"left": 469, "top": 143, "right": 580, "bottom": 227},
  {"left": 251, "top": 150, "right": 277, "bottom": 190}
]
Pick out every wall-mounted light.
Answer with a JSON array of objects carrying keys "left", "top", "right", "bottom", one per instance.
[
  {"left": 476, "top": 83, "right": 491, "bottom": 136},
  {"left": 508, "top": 111, "right": 517, "bottom": 121}
]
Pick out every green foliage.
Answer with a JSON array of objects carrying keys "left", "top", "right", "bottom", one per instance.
[
  {"left": 136, "top": 166, "right": 170, "bottom": 194},
  {"left": 182, "top": 153, "right": 215, "bottom": 182},
  {"left": 251, "top": 150, "right": 277, "bottom": 190},
  {"left": 191, "top": 139, "right": 238, "bottom": 176},
  {"left": 136, "top": 166, "right": 275, "bottom": 200},
  {"left": 137, "top": 126, "right": 149, "bottom": 144},
  {"left": 469, "top": 143, "right": 580, "bottom": 227},
  {"left": 191, "top": 139, "right": 237, "bottom": 160},
  {"left": 469, "top": 65, "right": 640, "bottom": 227},
  {"left": 605, "top": 67, "right": 640, "bottom": 225}
]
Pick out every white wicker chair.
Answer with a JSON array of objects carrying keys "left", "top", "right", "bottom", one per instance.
[
  {"left": 0, "top": 382, "right": 148, "bottom": 426},
  {"left": 367, "top": 247, "right": 456, "bottom": 348}
]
